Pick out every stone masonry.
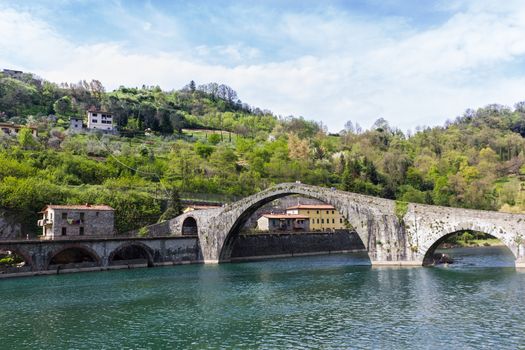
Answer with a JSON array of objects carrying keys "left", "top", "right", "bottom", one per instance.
[{"left": 168, "top": 183, "right": 525, "bottom": 267}]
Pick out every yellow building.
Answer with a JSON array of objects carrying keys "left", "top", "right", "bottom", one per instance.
[{"left": 286, "top": 204, "right": 345, "bottom": 231}]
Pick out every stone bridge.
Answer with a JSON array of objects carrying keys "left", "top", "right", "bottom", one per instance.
[
  {"left": 168, "top": 183, "right": 525, "bottom": 267},
  {"left": 0, "top": 236, "right": 200, "bottom": 276}
]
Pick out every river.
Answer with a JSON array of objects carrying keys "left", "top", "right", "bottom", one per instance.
[{"left": 1, "top": 246, "right": 524, "bottom": 349}]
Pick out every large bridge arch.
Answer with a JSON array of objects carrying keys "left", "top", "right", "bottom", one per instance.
[
  {"left": 215, "top": 183, "right": 390, "bottom": 263},
  {"left": 46, "top": 244, "right": 102, "bottom": 269}
]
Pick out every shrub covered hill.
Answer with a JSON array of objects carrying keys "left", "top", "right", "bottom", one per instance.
[{"left": 2, "top": 70, "right": 525, "bottom": 236}]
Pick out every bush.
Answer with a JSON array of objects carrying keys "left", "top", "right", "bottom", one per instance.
[{"left": 208, "top": 133, "right": 221, "bottom": 145}]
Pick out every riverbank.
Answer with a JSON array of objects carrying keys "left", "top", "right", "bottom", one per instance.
[
  {"left": 0, "top": 259, "right": 202, "bottom": 279},
  {"left": 440, "top": 238, "right": 505, "bottom": 249}
]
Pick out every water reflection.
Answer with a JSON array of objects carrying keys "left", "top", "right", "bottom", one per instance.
[{"left": 0, "top": 252, "right": 524, "bottom": 349}]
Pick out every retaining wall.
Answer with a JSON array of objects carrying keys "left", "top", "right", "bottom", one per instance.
[{"left": 230, "top": 231, "right": 366, "bottom": 260}]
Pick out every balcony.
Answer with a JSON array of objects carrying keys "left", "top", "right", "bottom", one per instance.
[
  {"left": 66, "top": 219, "right": 84, "bottom": 225},
  {"left": 37, "top": 219, "right": 52, "bottom": 227}
]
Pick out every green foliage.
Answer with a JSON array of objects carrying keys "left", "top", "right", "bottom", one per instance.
[
  {"left": 18, "top": 128, "right": 38, "bottom": 150},
  {"left": 395, "top": 200, "right": 409, "bottom": 222},
  {"left": 138, "top": 227, "right": 149, "bottom": 237},
  {"left": 194, "top": 142, "right": 214, "bottom": 158},
  {"left": 460, "top": 231, "right": 475, "bottom": 243},
  {"left": 53, "top": 96, "right": 74, "bottom": 117},
  {"left": 208, "top": 133, "right": 221, "bottom": 145},
  {"left": 5, "top": 70, "right": 525, "bottom": 237}
]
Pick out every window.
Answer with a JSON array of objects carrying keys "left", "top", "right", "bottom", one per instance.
[
  {"left": 92, "top": 119, "right": 98, "bottom": 123},
  {"left": 61, "top": 227, "right": 67, "bottom": 236},
  {"left": 96, "top": 212, "right": 99, "bottom": 217},
  {"left": 317, "top": 219, "right": 320, "bottom": 224},
  {"left": 332, "top": 218, "right": 335, "bottom": 224},
  {"left": 332, "top": 210, "right": 334, "bottom": 214},
  {"left": 307, "top": 211, "right": 310, "bottom": 214},
  {"left": 316, "top": 210, "right": 319, "bottom": 214},
  {"left": 62, "top": 212, "right": 67, "bottom": 220},
  {"left": 321, "top": 219, "right": 324, "bottom": 224},
  {"left": 80, "top": 212, "right": 85, "bottom": 221},
  {"left": 79, "top": 227, "right": 84, "bottom": 236},
  {"left": 326, "top": 210, "right": 329, "bottom": 214},
  {"left": 92, "top": 113, "right": 98, "bottom": 116},
  {"left": 340, "top": 218, "right": 343, "bottom": 223}
]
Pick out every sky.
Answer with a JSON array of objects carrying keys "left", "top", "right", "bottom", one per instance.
[{"left": 1, "top": 0, "right": 525, "bottom": 132}]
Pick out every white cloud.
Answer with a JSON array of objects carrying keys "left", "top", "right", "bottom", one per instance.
[{"left": 1, "top": 3, "right": 525, "bottom": 132}]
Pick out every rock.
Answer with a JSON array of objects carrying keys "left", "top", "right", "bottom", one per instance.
[
  {"left": 0, "top": 210, "right": 22, "bottom": 239},
  {"left": 432, "top": 253, "right": 454, "bottom": 265}
]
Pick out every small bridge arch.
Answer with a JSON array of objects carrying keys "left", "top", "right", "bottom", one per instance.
[
  {"left": 0, "top": 246, "right": 33, "bottom": 270},
  {"left": 108, "top": 242, "right": 155, "bottom": 267},
  {"left": 182, "top": 216, "right": 198, "bottom": 235},
  {"left": 46, "top": 244, "right": 102, "bottom": 269}
]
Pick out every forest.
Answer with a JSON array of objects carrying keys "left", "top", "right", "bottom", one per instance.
[{"left": 2, "top": 70, "right": 525, "bottom": 235}]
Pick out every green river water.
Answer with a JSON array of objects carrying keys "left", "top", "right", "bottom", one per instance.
[{"left": 1, "top": 246, "right": 524, "bottom": 349}]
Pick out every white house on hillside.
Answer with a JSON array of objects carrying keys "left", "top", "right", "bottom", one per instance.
[{"left": 87, "top": 109, "right": 114, "bottom": 131}]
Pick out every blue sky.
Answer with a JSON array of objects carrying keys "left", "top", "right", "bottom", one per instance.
[{"left": 1, "top": 0, "right": 525, "bottom": 131}]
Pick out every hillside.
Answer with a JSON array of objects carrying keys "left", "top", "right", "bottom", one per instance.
[{"left": 1, "top": 70, "right": 525, "bottom": 236}]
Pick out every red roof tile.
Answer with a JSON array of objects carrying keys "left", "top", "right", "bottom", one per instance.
[
  {"left": 286, "top": 204, "right": 335, "bottom": 210},
  {"left": 41, "top": 204, "right": 114, "bottom": 211},
  {"left": 262, "top": 214, "right": 310, "bottom": 219}
]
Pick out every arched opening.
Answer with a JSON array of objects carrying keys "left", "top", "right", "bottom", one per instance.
[
  {"left": 182, "top": 217, "right": 198, "bottom": 235},
  {"left": 221, "top": 193, "right": 369, "bottom": 264},
  {"left": 48, "top": 246, "right": 100, "bottom": 270},
  {"left": 109, "top": 243, "right": 154, "bottom": 267},
  {"left": 423, "top": 230, "right": 515, "bottom": 267},
  {"left": 0, "top": 248, "right": 32, "bottom": 273}
]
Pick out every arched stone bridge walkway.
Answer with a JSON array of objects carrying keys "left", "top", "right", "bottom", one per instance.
[{"left": 169, "top": 183, "right": 525, "bottom": 267}]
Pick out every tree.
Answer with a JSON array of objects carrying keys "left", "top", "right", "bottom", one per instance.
[
  {"left": 18, "top": 128, "right": 38, "bottom": 150},
  {"left": 53, "top": 96, "right": 74, "bottom": 117},
  {"left": 288, "top": 133, "right": 310, "bottom": 160},
  {"left": 372, "top": 117, "right": 390, "bottom": 133},
  {"left": 159, "top": 187, "right": 183, "bottom": 222},
  {"left": 344, "top": 120, "right": 355, "bottom": 133}
]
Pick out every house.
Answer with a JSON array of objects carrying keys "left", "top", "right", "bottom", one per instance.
[
  {"left": 69, "top": 117, "right": 84, "bottom": 132},
  {"left": 286, "top": 204, "right": 345, "bottom": 231},
  {"left": 256, "top": 214, "right": 310, "bottom": 232},
  {"left": 38, "top": 204, "right": 115, "bottom": 239},
  {"left": 87, "top": 108, "right": 114, "bottom": 131},
  {"left": 0, "top": 122, "right": 38, "bottom": 136}
]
